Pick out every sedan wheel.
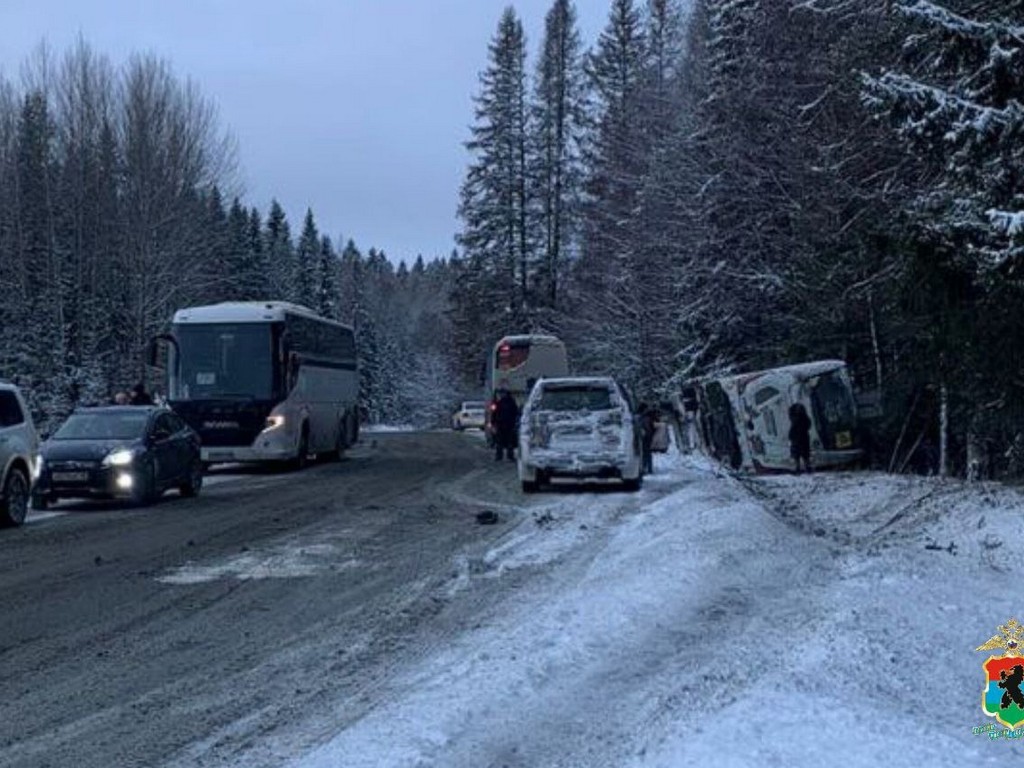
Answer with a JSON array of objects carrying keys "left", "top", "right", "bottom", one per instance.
[
  {"left": 0, "top": 469, "right": 29, "bottom": 527},
  {"left": 132, "top": 463, "right": 157, "bottom": 507},
  {"left": 180, "top": 460, "right": 203, "bottom": 498}
]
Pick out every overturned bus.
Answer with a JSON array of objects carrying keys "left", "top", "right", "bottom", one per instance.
[{"left": 681, "top": 360, "right": 864, "bottom": 473}]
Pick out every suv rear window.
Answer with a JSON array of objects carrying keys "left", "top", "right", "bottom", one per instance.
[
  {"left": 537, "top": 386, "right": 613, "bottom": 412},
  {"left": 0, "top": 391, "right": 25, "bottom": 427}
]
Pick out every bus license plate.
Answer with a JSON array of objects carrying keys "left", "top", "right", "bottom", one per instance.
[
  {"left": 835, "top": 431, "right": 852, "bottom": 449},
  {"left": 53, "top": 471, "right": 88, "bottom": 483}
]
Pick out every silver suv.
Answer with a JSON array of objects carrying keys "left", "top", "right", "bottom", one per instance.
[
  {"left": 517, "top": 377, "right": 643, "bottom": 493},
  {"left": 0, "top": 382, "right": 39, "bottom": 526}
]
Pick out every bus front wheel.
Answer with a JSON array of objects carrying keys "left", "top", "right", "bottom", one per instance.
[{"left": 294, "top": 428, "right": 310, "bottom": 471}]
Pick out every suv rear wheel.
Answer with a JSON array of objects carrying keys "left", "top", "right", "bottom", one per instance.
[{"left": 1, "top": 467, "right": 30, "bottom": 527}]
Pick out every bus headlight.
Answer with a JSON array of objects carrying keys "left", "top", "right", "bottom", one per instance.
[
  {"left": 265, "top": 415, "right": 286, "bottom": 430},
  {"left": 103, "top": 449, "right": 135, "bottom": 467}
]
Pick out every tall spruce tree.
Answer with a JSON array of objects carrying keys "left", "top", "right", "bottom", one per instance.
[
  {"left": 264, "top": 199, "right": 293, "bottom": 300},
  {"left": 456, "top": 6, "right": 531, "bottom": 366},
  {"left": 316, "top": 234, "right": 337, "bottom": 319},
  {"left": 529, "top": 0, "right": 587, "bottom": 314},
  {"left": 295, "top": 208, "right": 319, "bottom": 308},
  {"left": 571, "top": 0, "right": 650, "bottom": 389}
]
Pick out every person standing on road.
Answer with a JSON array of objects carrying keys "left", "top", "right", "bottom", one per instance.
[
  {"left": 130, "top": 382, "right": 154, "bottom": 406},
  {"left": 493, "top": 389, "right": 519, "bottom": 462},
  {"left": 788, "top": 402, "right": 813, "bottom": 473},
  {"left": 639, "top": 404, "right": 657, "bottom": 475}
]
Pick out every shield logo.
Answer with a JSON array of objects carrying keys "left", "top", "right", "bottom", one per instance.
[{"left": 978, "top": 619, "right": 1024, "bottom": 728}]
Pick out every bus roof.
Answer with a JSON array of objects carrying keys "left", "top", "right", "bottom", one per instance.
[
  {"left": 172, "top": 301, "right": 352, "bottom": 329},
  {"left": 693, "top": 359, "right": 848, "bottom": 387},
  {"left": 495, "top": 334, "right": 565, "bottom": 348}
]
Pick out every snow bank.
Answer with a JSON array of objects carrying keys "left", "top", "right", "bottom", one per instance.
[{"left": 283, "top": 462, "right": 1024, "bottom": 766}]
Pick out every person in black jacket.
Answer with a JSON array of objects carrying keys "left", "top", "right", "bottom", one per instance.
[
  {"left": 638, "top": 403, "right": 657, "bottom": 475},
  {"left": 493, "top": 390, "right": 520, "bottom": 462},
  {"left": 788, "top": 402, "right": 812, "bottom": 473},
  {"left": 130, "top": 382, "right": 154, "bottom": 406}
]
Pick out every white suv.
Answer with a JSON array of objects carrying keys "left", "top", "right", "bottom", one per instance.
[
  {"left": 518, "top": 377, "right": 642, "bottom": 493},
  {"left": 0, "top": 382, "right": 39, "bottom": 526}
]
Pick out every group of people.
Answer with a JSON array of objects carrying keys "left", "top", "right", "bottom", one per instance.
[{"left": 112, "top": 383, "right": 156, "bottom": 407}]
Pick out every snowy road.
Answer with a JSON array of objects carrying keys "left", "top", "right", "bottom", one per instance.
[
  {"left": 0, "top": 432, "right": 527, "bottom": 768},
  {"left": 3, "top": 433, "right": 1024, "bottom": 766}
]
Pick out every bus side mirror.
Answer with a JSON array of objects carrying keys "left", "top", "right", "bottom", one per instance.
[{"left": 681, "top": 387, "right": 699, "bottom": 413}]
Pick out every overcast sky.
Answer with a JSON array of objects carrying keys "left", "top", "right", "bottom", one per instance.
[{"left": 0, "top": 1, "right": 609, "bottom": 264}]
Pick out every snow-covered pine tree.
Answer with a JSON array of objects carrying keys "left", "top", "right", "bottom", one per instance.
[
  {"left": 865, "top": 1, "right": 1024, "bottom": 276},
  {"left": 246, "top": 206, "right": 269, "bottom": 300},
  {"left": 862, "top": 0, "right": 1024, "bottom": 475},
  {"left": 456, "top": 6, "right": 531, "bottom": 364},
  {"left": 15, "top": 87, "right": 75, "bottom": 425},
  {"left": 337, "top": 238, "right": 361, "bottom": 326},
  {"left": 570, "top": 0, "right": 649, "bottom": 388},
  {"left": 225, "top": 197, "right": 255, "bottom": 301},
  {"left": 295, "top": 208, "right": 319, "bottom": 309},
  {"left": 264, "top": 200, "right": 294, "bottom": 301},
  {"left": 316, "top": 234, "right": 337, "bottom": 319},
  {"left": 529, "top": 0, "right": 587, "bottom": 315}
]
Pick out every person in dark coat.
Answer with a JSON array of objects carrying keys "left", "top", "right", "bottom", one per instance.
[
  {"left": 788, "top": 402, "right": 812, "bottom": 473},
  {"left": 130, "top": 382, "right": 154, "bottom": 406},
  {"left": 493, "top": 390, "right": 520, "bottom": 461},
  {"left": 638, "top": 403, "right": 657, "bottom": 475}
]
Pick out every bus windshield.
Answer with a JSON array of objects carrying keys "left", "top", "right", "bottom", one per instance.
[
  {"left": 810, "top": 370, "right": 858, "bottom": 449},
  {"left": 488, "top": 335, "right": 569, "bottom": 401},
  {"left": 497, "top": 341, "right": 530, "bottom": 371},
  {"left": 170, "top": 323, "right": 276, "bottom": 401}
]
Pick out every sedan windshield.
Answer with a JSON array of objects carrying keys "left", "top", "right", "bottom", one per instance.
[
  {"left": 55, "top": 412, "right": 150, "bottom": 440},
  {"left": 537, "top": 386, "right": 613, "bottom": 412}
]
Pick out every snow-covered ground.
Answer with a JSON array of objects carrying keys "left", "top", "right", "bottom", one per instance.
[{"left": 273, "top": 448, "right": 1024, "bottom": 766}]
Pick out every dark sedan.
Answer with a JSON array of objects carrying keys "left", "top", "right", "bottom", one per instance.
[{"left": 32, "top": 406, "right": 203, "bottom": 508}]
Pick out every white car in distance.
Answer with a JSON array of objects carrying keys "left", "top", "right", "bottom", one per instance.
[
  {"left": 452, "top": 401, "right": 487, "bottom": 431},
  {"left": 518, "top": 377, "right": 642, "bottom": 493}
]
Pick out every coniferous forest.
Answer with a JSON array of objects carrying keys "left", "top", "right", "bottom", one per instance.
[{"left": 2, "top": 1, "right": 1023, "bottom": 478}]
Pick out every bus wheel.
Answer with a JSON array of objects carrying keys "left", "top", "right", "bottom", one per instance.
[
  {"left": 333, "top": 418, "right": 348, "bottom": 460},
  {"left": 346, "top": 410, "right": 359, "bottom": 447},
  {"left": 294, "top": 428, "right": 310, "bottom": 471}
]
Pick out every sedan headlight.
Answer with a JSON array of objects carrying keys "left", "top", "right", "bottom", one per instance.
[
  {"left": 265, "top": 415, "right": 286, "bottom": 430},
  {"left": 102, "top": 448, "right": 135, "bottom": 467},
  {"left": 32, "top": 454, "right": 44, "bottom": 480}
]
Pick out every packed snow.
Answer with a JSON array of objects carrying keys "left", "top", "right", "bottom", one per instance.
[{"left": 266, "top": 447, "right": 1024, "bottom": 766}]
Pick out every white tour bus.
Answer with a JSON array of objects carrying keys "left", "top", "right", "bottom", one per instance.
[
  {"left": 484, "top": 334, "right": 570, "bottom": 438},
  {"left": 681, "top": 359, "right": 863, "bottom": 473},
  {"left": 152, "top": 301, "right": 359, "bottom": 468},
  {"left": 485, "top": 334, "right": 570, "bottom": 404}
]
